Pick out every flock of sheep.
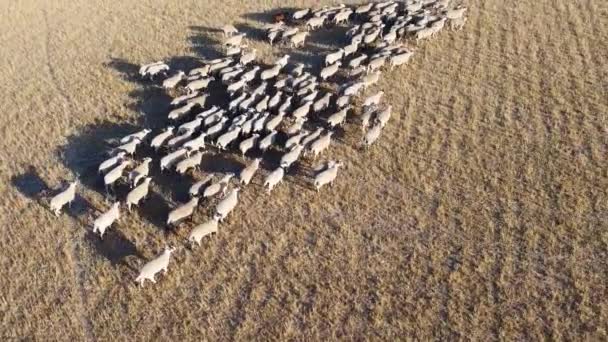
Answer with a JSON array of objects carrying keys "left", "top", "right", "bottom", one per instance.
[{"left": 49, "top": 0, "right": 467, "bottom": 287}]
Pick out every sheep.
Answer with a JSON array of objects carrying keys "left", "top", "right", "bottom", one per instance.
[
  {"left": 255, "top": 95, "right": 270, "bottom": 112},
  {"left": 327, "top": 107, "right": 349, "bottom": 128},
  {"left": 268, "top": 30, "right": 281, "bottom": 46},
  {"left": 260, "top": 65, "right": 281, "bottom": 81},
  {"left": 93, "top": 201, "right": 120, "bottom": 238},
  {"left": 301, "top": 127, "right": 323, "bottom": 147},
  {"left": 285, "top": 117, "right": 307, "bottom": 135},
  {"left": 320, "top": 62, "right": 341, "bottom": 81},
  {"left": 182, "top": 133, "right": 206, "bottom": 153},
  {"left": 360, "top": 106, "right": 377, "bottom": 131},
  {"left": 446, "top": 7, "right": 467, "bottom": 20},
  {"left": 376, "top": 105, "right": 392, "bottom": 127},
  {"left": 325, "top": 49, "right": 344, "bottom": 66},
  {"left": 128, "top": 157, "right": 152, "bottom": 188},
  {"left": 342, "top": 81, "right": 364, "bottom": 97},
  {"left": 135, "top": 247, "right": 175, "bottom": 287},
  {"left": 314, "top": 161, "right": 343, "bottom": 191},
  {"left": 280, "top": 144, "right": 304, "bottom": 169},
  {"left": 104, "top": 160, "right": 132, "bottom": 191},
  {"left": 268, "top": 91, "right": 283, "bottom": 110},
  {"left": 355, "top": 3, "right": 373, "bottom": 14},
  {"left": 309, "top": 131, "right": 333, "bottom": 158},
  {"left": 364, "top": 91, "right": 384, "bottom": 108},
  {"left": 450, "top": 16, "right": 467, "bottom": 31},
  {"left": 290, "top": 32, "right": 309, "bottom": 48},
  {"left": 348, "top": 54, "right": 368, "bottom": 69},
  {"left": 115, "top": 137, "right": 142, "bottom": 156},
  {"left": 415, "top": 27, "right": 435, "bottom": 41},
  {"left": 363, "top": 123, "right": 383, "bottom": 147},
  {"left": 216, "top": 127, "right": 241, "bottom": 150},
  {"left": 265, "top": 113, "right": 284, "bottom": 132},
  {"left": 188, "top": 93, "right": 209, "bottom": 108},
  {"left": 239, "top": 134, "right": 260, "bottom": 156},
  {"left": 227, "top": 78, "right": 247, "bottom": 95},
  {"left": 367, "top": 56, "right": 387, "bottom": 73},
  {"left": 389, "top": 51, "right": 415, "bottom": 69},
  {"left": 274, "top": 54, "right": 290, "bottom": 68},
  {"left": 126, "top": 177, "right": 152, "bottom": 211},
  {"left": 221, "top": 67, "right": 243, "bottom": 81},
  {"left": 333, "top": 10, "right": 352, "bottom": 25},
  {"left": 240, "top": 116, "right": 256, "bottom": 136},
  {"left": 167, "top": 197, "right": 199, "bottom": 226},
  {"left": 160, "top": 148, "right": 188, "bottom": 172},
  {"left": 168, "top": 102, "right": 196, "bottom": 121},
  {"left": 292, "top": 8, "right": 310, "bottom": 20},
  {"left": 252, "top": 113, "right": 270, "bottom": 133},
  {"left": 430, "top": 17, "right": 447, "bottom": 35},
  {"left": 175, "top": 151, "right": 204, "bottom": 175},
  {"left": 306, "top": 16, "right": 325, "bottom": 30},
  {"left": 252, "top": 82, "right": 268, "bottom": 97},
  {"left": 264, "top": 167, "right": 285, "bottom": 193},
  {"left": 405, "top": 1, "right": 423, "bottom": 12},
  {"left": 189, "top": 65, "right": 211, "bottom": 78},
  {"left": 214, "top": 187, "right": 240, "bottom": 222},
  {"left": 120, "top": 128, "right": 151, "bottom": 144},
  {"left": 205, "top": 117, "right": 229, "bottom": 137},
  {"left": 336, "top": 95, "right": 351, "bottom": 109},
  {"left": 282, "top": 27, "right": 299, "bottom": 41},
  {"left": 203, "top": 111, "right": 224, "bottom": 128},
  {"left": 300, "top": 90, "right": 319, "bottom": 105},
  {"left": 240, "top": 49, "right": 257, "bottom": 65},
  {"left": 222, "top": 24, "right": 238, "bottom": 36},
  {"left": 178, "top": 116, "right": 203, "bottom": 134},
  {"left": 292, "top": 101, "right": 312, "bottom": 119},
  {"left": 139, "top": 61, "right": 164, "bottom": 77},
  {"left": 240, "top": 66, "right": 260, "bottom": 82},
  {"left": 167, "top": 128, "right": 195, "bottom": 148},
  {"left": 350, "top": 65, "right": 367, "bottom": 78},
  {"left": 150, "top": 127, "right": 175, "bottom": 151},
  {"left": 162, "top": 71, "right": 185, "bottom": 89},
  {"left": 239, "top": 158, "right": 261, "bottom": 185},
  {"left": 188, "top": 218, "right": 219, "bottom": 246},
  {"left": 363, "top": 27, "right": 383, "bottom": 45},
  {"left": 185, "top": 77, "right": 214, "bottom": 93},
  {"left": 312, "top": 93, "right": 332, "bottom": 113},
  {"left": 278, "top": 95, "right": 293, "bottom": 114},
  {"left": 343, "top": 42, "right": 359, "bottom": 58},
  {"left": 98, "top": 152, "right": 126, "bottom": 174},
  {"left": 171, "top": 91, "right": 199, "bottom": 107},
  {"left": 144, "top": 64, "right": 170, "bottom": 80},
  {"left": 383, "top": 29, "right": 398, "bottom": 44},
  {"left": 224, "top": 33, "right": 246, "bottom": 47},
  {"left": 362, "top": 71, "right": 381, "bottom": 88},
  {"left": 49, "top": 180, "right": 78, "bottom": 216},
  {"left": 189, "top": 174, "right": 214, "bottom": 198},
  {"left": 203, "top": 173, "right": 234, "bottom": 198},
  {"left": 258, "top": 131, "right": 277, "bottom": 152}
]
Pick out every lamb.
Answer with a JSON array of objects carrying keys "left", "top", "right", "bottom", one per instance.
[
  {"left": 49, "top": 180, "right": 78, "bottom": 216},
  {"left": 188, "top": 218, "right": 219, "bottom": 246},
  {"left": 175, "top": 151, "right": 204, "bottom": 174},
  {"left": 128, "top": 157, "right": 152, "bottom": 188},
  {"left": 150, "top": 126, "right": 175, "bottom": 151},
  {"left": 280, "top": 144, "right": 304, "bottom": 169},
  {"left": 239, "top": 158, "right": 261, "bottom": 185},
  {"left": 326, "top": 107, "right": 349, "bottom": 128},
  {"left": 314, "top": 161, "right": 343, "bottom": 191},
  {"left": 222, "top": 24, "right": 238, "bottom": 37},
  {"left": 160, "top": 148, "right": 188, "bottom": 172},
  {"left": 104, "top": 160, "right": 133, "bottom": 191},
  {"left": 376, "top": 105, "right": 392, "bottom": 127},
  {"left": 239, "top": 134, "right": 260, "bottom": 156},
  {"left": 162, "top": 71, "right": 185, "bottom": 89},
  {"left": 309, "top": 131, "right": 333, "bottom": 158},
  {"left": 267, "top": 30, "right": 281, "bottom": 46},
  {"left": 98, "top": 152, "right": 126, "bottom": 174},
  {"left": 325, "top": 49, "right": 344, "bottom": 66},
  {"left": 258, "top": 131, "right": 277, "bottom": 152},
  {"left": 264, "top": 167, "right": 285, "bottom": 193},
  {"left": 200, "top": 174, "right": 232, "bottom": 199},
  {"left": 120, "top": 128, "right": 152, "bottom": 144},
  {"left": 93, "top": 201, "right": 120, "bottom": 238},
  {"left": 139, "top": 61, "right": 164, "bottom": 77},
  {"left": 363, "top": 123, "right": 383, "bottom": 147},
  {"left": 139, "top": 62, "right": 169, "bottom": 79},
  {"left": 167, "top": 197, "right": 199, "bottom": 226},
  {"left": 135, "top": 247, "right": 175, "bottom": 287},
  {"left": 320, "top": 62, "right": 341, "bottom": 81},
  {"left": 214, "top": 188, "right": 240, "bottom": 222},
  {"left": 126, "top": 177, "right": 152, "bottom": 211}
]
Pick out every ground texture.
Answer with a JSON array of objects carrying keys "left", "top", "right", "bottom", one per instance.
[{"left": 1, "top": 0, "right": 607, "bottom": 340}]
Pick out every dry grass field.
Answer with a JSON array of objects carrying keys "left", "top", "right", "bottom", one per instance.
[{"left": 1, "top": 0, "right": 607, "bottom": 340}]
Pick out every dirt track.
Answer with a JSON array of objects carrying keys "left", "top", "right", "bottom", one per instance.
[{"left": 1, "top": 0, "right": 607, "bottom": 340}]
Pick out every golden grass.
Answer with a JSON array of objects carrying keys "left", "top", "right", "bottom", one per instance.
[{"left": 1, "top": 0, "right": 607, "bottom": 340}]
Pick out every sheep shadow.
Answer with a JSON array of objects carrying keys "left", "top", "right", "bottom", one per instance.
[
  {"left": 85, "top": 230, "right": 142, "bottom": 270},
  {"left": 11, "top": 166, "right": 50, "bottom": 199},
  {"left": 241, "top": 7, "right": 300, "bottom": 24}
]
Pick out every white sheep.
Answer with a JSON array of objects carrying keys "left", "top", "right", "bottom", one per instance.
[
  {"left": 264, "top": 167, "right": 285, "bottom": 193},
  {"left": 214, "top": 187, "right": 240, "bottom": 222},
  {"left": 175, "top": 151, "right": 204, "bottom": 174},
  {"left": 301, "top": 127, "right": 323, "bottom": 147},
  {"left": 274, "top": 54, "right": 290, "bottom": 68},
  {"left": 240, "top": 49, "right": 257, "bottom": 65},
  {"left": 278, "top": 95, "right": 293, "bottom": 114},
  {"left": 203, "top": 173, "right": 234, "bottom": 198},
  {"left": 185, "top": 77, "right": 214, "bottom": 93},
  {"left": 189, "top": 174, "right": 214, "bottom": 197},
  {"left": 205, "top": 117, "right": 229, "bottom": 137},
  {"left": 258, "top": 131, "right": 277, "bottom": 152},
  {"left": 367, "top": 56, "right": 387, "bottom": 73},
  {"left": 362, "top": 71, "right": 381, "bottom": 89},
  {"left": 189, "top": 65, "right": 211, "bottom": 78},
  {"left": 292, "top": 8, "right": 310, "bottom": 20},
  {"left": 260, "top": 65, "right": 281, "bottom": 81},
  {"left": 255, "top": 95, "right": 270, "bottom": 112},
  {"left": 162, "top": 71, "right": 185, "bottom": 89},
  {"left": 348, "top": 54, "right": 368, "bottom": 69},
  {"left": 309, "top": 131, "right": 333, "bottom": 158},
  {"left": 292, "top": 101, "right": 312, "bottom": 119},
  {"left": 320, "top": 62, "right": 341, "bottom": 81},
  {"left": 342, "top": 81, "right": 364, "bottom": 97},
  {"left": 306, "top": 16, "right": 325, "bottom": 30},
  {"left": 188, "top": 218, "right": 219, "bottom": 246},
  {"left": 168, "top": 102, "right": 196, "bottom": 121},
  {"left": 336, "top": 95, "right": 351, "bottom": 109},
  {"left": 167, "top": 197, "right": 199, "bottom": 226},
  {"left": 224, "top": 33, "right": 246, "bottom": 47},
  {"left": 126, "top": 177, "right": 152, "bottom": 212},
  {"left": 239, "top": 158, "right": 261, "bottom": 185},
  {"left": 239, "top": 134, "right": 260, "bottom": 156},
  {"left": 182, "top": 133, "right": 207, "bottom": 153},
  {"left": 128, "top": 157, "right": 152, "bottom": 188},
  {"left": 327, "top": 107, "right": 349, "bottom": 128},
  {"left": 98, "top": 152, "right": 126, "bottom": 174},
  {"left": 363, "top": 123, "right": 383, "bottom": 147},
  {"left": 104, "top": 160, "right": 133, "bottom": 191},
  {"left": 314, "top": 161, "right": 343, "bottom": 191},
  {"left": 115, "top": 137, "right": 142, "bottom": 156},
  {"left": 170, "top": 91, "right": 199, "bottom": 107},
  {"left": 222, "top": 24, "right": 238, "bottom": 36},
  {"left": 216, "top": 127, "right": 241, "bottom": 150},
  {"left": 120, "top": 128, "right": 151, "bottom": 144},
  {"left": 280, "top": 144, "right": 304, "bottom": 169},
  {"left": 447, "top": 7, "right": 467, "bottom": 20},
  {"left": 150, "top": 127, "right": 175, "bottom": 151},
  {"left": 135, "top": 247, "right": 175, "bottom": 287},
  {"left": 360, "top": 106, "right": 376, "bottom": 131},
  {"left": 93, "top": 201, "right": 120, "bottom": 238},
  {"left": 49, "top": 180, "right": 78, "bottom": 216},
  {"left": 363, "top": 91, "right": 384, "bottom": 108},
  {"left": 139, "top": 61, "right": 164, "bottom": 77},
  {"left": 160, "top": 148, "right": 188, "bottom": 172},
  {"left": 285, "top": 130, "right": 308, "bottom": 149},
  {"left": 290, "top": 32, "right": 309, "bottom": 48},
  {"left": 376, "top": 105, "right": 392, "bottom": 128}
]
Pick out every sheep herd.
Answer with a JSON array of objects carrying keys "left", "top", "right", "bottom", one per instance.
[{"left": 49, "top": 0, "right": 467, "bottom": 287}]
